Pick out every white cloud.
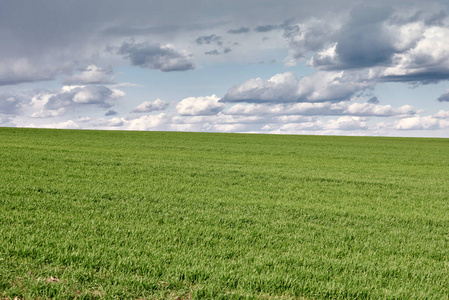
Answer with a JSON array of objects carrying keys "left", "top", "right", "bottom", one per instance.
[
  {"left": 395, "top": 115, "right": 449, "bottom": 130},
  {"left": 266, "top": 120, "right": 325, "bottom": 132},
  {"left": 379, "top": 26, "right": 449, "bottom": 82},
  {"left": 31, "top": 108, "right": 66, "bottom": 118},
  {"left": 17, "top": 85, "right": 126, "bottom": 118},
  {"left": 131, "top": 99, "right": 168, "bottom": 113},
  {"left": 223, "top": 72, "right": 300, "bottom": 103},
  {"left": 226, "top": 101, "right": 415, "bottom": 117},
  {"left": 222, "top": 71, "right": 374, "bottom": 103},
  {"left": 209, "top": 123, "right": 245, "bottom": 132},
  {"left": 261, "top": 117, "right": 368, "bottom": 134},
  {"left": 61, "top": 65, "right": 114, "bottom": 85},
  {"left": 310, "top": 43, "right": 338, "bottom": 68},
  {"left": 30, "top": 120, "right": 80, "bottom": 129},
  {"left": 434, "top": 110, "right": 449, "bottom": 118},
  {"left": 325, "top": 116, "right": 368, "bottom": 130},
  {"left": 284, "top": 18, "right": 340, "bottom": 66},
  {"left": 176, "top": 95, "right": 225, "bottom": 115},
  {"left": 345, "top": 102, "right": 415, "bottom": 116},
  {"left": 46, "top": 85, "right": 125, "bottom": 110},
  {"left": 79, "top": 117, "right": 125, "bottom": 127},
  {"left": 126, "top": 113, "right": 172, "bottom": 131}
]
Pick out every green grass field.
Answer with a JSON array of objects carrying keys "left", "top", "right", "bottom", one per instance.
[{"left": 1, "top": 127, "right": 449, "bottom": 299}]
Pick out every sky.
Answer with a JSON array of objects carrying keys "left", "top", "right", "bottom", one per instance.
[{"left": 1, "top": 0, "right": 449, "bottom": 137}]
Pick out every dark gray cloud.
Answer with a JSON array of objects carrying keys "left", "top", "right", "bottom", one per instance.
[
  {"left": 335, "top": 5, "right": 396, "bottom": 68},
  {"left": 105, "top": 110, "right": 118, "bottom": 116},
  {"left": 303, "top": 4, "right": 449, "bottom": 85},
  {"left": 228, "top": 27, "right": 250, "bottom": 34},
  {"left": 380, "top": 68, "right": 449, "bottom": 85},
  {"left": 437, "top": 90, "right": 449, "bottom": 102},
  {"left": 195, "top": 34, "right": 223, "bottom": 45},
  {"left": 312, "top": 4, "right": 397, "bottom": 70},
  {"left": 368, "top": 96, "right": 380, "bottom": 104},
  {"left": 255, "top": 18, "right": 298, "bottom": 34},
  {"left": 117, "top": 40, "right": 195, "bottom": 72},
  {"left": 205, "top": 48, "right": 232, "bottom": 55},
  {"left": 205, "top": 50, "right": 220, "bottom": 55},
  {"left": 254, "top": 25, "right": 279, "bottom": 32},
  {"left": 282, "top": 23, "right": 300, "bottom": 40}
]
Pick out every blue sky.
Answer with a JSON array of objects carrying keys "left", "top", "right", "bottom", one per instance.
[{"left": 1, "top": 0, "right": 449, "bottom": 137}]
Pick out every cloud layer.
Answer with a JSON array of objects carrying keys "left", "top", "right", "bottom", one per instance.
[{"left": 1, "top": 0, "right": 449, "bottom": 137}]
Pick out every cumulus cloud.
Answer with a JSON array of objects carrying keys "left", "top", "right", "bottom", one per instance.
[
  {"left": 131, "top": 99, "right": 168, "bottom": 113},
  {"left": 117, "top": 40, "right": 195, "bottom": 72},
  {"left": 61, "top": 65, "right": 114, "bottom": 85},
  {"left": 222, "top": 71, "right": 374, "bottom": 103},
  {"left": 126, "top": 113, "right": 174, "bottom": 131},
  {"left": 395, "top": 116, "right": 449, "bottom": 130},
  {"left": 30, "top": 120, "right": 80, "bottom": 129},
  {"left": 39, "top": 85, "right": 125, "bottom": 113},
  {"left": 326, "top": 116, "right": 368, "bottom": 130},
  {"left": 125, "top": 113, "right": 249, "bottom": 132},
  {"left": 22, "top": 86, "right": 122, "bottom": 118},
  {"left": 283, "top": 19, "right": 338, "bottom": 66},
  {"left": 262, "top": 120, "right": 324, "bottom": 133},
  {"left": 335, "top": 5, "right": 395, "bottom": 68},
  {"left": 78, "top": 117, "right": 125, "bottom": 128},
  {"left": 222, "top": 72, "right": 301, "bottom": 103},
  {"left": 379, "top": 26, "right": 449, "bottom": 83},
  {"left": 309, "top": 5, "right": 404, "bottom": 70},
  {"left": 303, "top": 5, "right": 449, "bottom": 84},
  {"left": 226, "top": 101, "right": 415, "bottom": 117},
  {"left": 434, "top": 110, "right": 449, "bottom": 118},
  {"left": 176, "top": 95, "right": 225, "bottom": 116},
  {"left": 262, "top": 116, "right": 368, "bottom": 134},
  {"left": 31, "top": 108, "right": 66, "bottom": 118}
]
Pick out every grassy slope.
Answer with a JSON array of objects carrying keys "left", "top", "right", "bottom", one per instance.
[{"left": 1, "top": 128, "right": 448, "bottom": 299}]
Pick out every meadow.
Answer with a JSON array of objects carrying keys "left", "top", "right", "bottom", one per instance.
[{"left": 1, "top": 127, "right": 448, "bottom": 299}]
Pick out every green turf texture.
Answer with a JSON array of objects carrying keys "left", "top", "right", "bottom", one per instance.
[{"left": 1, "top": 127, "right": 448, "bottom": 299}]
